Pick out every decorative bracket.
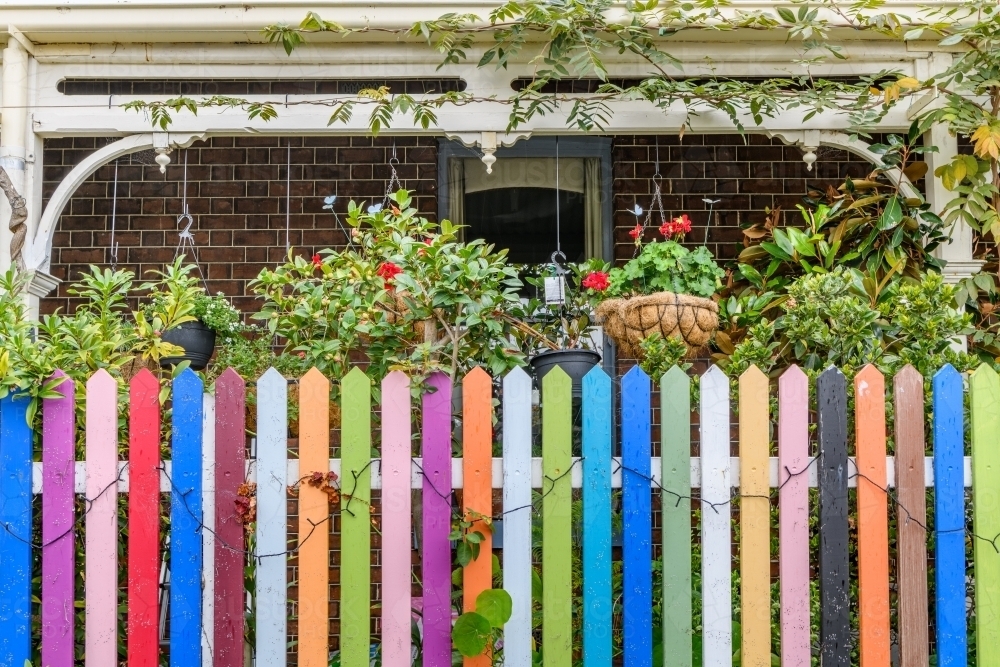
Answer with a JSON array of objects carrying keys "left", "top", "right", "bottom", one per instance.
[
  {"left": 443, "top": 130, "right": 532, "bottom": 173},
  {"left": 768, "top": 130, "right": 821, "bottom": 171},
  {"left": 152, "top": 132, "right": 206, "bottom": 174}
]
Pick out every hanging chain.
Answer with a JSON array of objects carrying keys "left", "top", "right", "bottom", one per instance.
[
  {"left": 385, "top": 142, "right": 404, "bottom": 202},
  {"left": 109, "top": 160, "right": 120, "bottom": 269},
  {"left": 632, "top": 137, "right": 669, "bottom": 259},
  {"left": 174, "top": 150, "right": 208, "bottom": 289},
  {"left": 285, "top": 141, "right": 292, "bottom": 255}
]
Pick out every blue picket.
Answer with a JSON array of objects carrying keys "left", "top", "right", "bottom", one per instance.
[
  {"left": 171, "top": 369, "right": 204, "bottom": 666},
  {"left": 582, "top": 367, "right": 613, "bottom": 667},
  {"left": 622, "top": 366, "right": 652, "bottom": 667},
  {"left": 934, "top": 364, "right": 966, "bottom": 665},
  {"left": 0, "top": 394, "right": 32, "bottom": 666}
]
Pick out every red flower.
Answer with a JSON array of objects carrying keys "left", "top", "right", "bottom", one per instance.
[
  {"left": 582, "top": 271, "right": 610, "bottom": 291},
  {"left": 377, "top": 261, "right": 403, "bottom": 286},
  {"left": 628, "top": 223, "right": 644, "bottom": 244},
  {"left": 659, "top": 214, "right": 693, "bottom": 239},
  {"left": 312, "top": 253, "right": 323, "bottom": 268}
]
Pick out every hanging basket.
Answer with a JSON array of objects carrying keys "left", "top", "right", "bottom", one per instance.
[{"left": 595, "top": 292, "right": 719, "bottom": 358}]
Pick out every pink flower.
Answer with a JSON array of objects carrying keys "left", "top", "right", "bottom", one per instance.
[{"left": 582, "top": 271, "right": 610, "bottom": 291}]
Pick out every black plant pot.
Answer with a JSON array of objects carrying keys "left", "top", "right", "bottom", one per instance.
[
  {"left": 160, "top": 320, "right": 217, "bottom": 371},
  {"left": 529, "top": 349, "right": 602, "bottom": 396}
]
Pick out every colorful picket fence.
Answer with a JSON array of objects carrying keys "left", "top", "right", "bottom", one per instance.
[{"left": 0, "top": 361, "right": 991, "bottom": 666}]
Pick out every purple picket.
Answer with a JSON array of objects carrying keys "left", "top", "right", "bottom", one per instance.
[
  {"left": 42, "top": 371, "right": 75, "bottom": 667},
  {"left": 422, "top": 372, "right": 452, "bottom": 667}
]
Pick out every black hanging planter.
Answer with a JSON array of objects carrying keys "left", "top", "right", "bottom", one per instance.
[
  {"left": 159, "top": 320, "right": 217, "bottom": 371},
  {"left": 529, "top": 349, "right": 601, "bottom": 396}
]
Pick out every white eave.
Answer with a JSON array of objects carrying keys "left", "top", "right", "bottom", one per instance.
[{"left": 0, "top": 0, "right": 964, "bottom": 44}]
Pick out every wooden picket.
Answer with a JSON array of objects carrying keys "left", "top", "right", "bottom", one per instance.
[
  {"left": 661, "top": 366, "right": 692, "bottom": 666},
  {"left": 6, "top": 360, "right": 996, "bottom": 667},
  {"left": 42, "top": 371, "right": 74, "bottom": 667},
  {"left": 622, "top": 366, "right": 652, "bottom": 667},
  {"left": 777, "top": 365, "right": 809, "bottom": 667},
  {"left": 85, "top": 369, "right": 118, "bottom": 667},
  {"left": 128, "top": 368, "right": 160, "bottom": 667},
  {"left": 582, "top": 366, "right": 612, "bottom": 667},
  {"left": 739, "top": 366, "right": 770, "bottom": 667},
  {"left": 855, "top": 365, "right": 889, "bottom": 667},
  {"left": 934, "top": 365, "right": 967, "bottom": 665},
  {"left": 381, "top": 371, "right": 412, "bottom": 667}
]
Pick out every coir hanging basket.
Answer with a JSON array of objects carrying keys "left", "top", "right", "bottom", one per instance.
[{"left": 595, "top": 291, "right": 719, "bottom": 358}]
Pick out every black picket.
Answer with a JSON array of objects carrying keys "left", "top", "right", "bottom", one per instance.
[{"left": 817, "top": 365, "right": 851, "bottom": 666}]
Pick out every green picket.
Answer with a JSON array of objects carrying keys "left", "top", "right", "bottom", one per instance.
[
  {"left": 341, "top": 367, "right": 372, "bottom": 666},
  {"left": 971, "top": 364, "right": 1000, "bottom": 666},
  {"left": 661, "top": 367, "right": 692, "bottom": 666},
  {"left": 543, "top": 367, "right": 573, "bottom": 667}
]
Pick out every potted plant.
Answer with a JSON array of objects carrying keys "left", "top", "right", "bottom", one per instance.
[
  {"left": 142, "top": 258, "right": 243, "bottom": 370},
  {"left": 595, "top": 214, "right": 725, "bottom": 358},
  {"left": 508, "top": 259, "right": 610, "bottom": 392}
]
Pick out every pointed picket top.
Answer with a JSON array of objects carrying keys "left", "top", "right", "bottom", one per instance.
[
  {"left": 855, "top": 363, "right": 885, "bottom": 394},
  {"left": 780, "top": 364, "right": 807, "bottom": 386},
  {"left": 130, "top": 366, "right": 159, "bottom": 395},
  {"left": 622, "top": 364, "right": 649, "bottom": 384},
  {"left": 702, "top": 363, "right": 728, "bottom": 384},
  {"left": 544, "top": 364, "right": 572, "bottom": 392},
  {"left": 342, "top": 365, "right": 369, "bottom": 397},
  {"left": 382, "top": 370, "right": 409, "bottom": 394},
  {"left": 739, "top": 363, "right": 768, "bottom": 385},
  {"left": 895, "top": 363, "right": 922, "bottom": 385},
  {"left": 87, "top": 367, "right": 116, "bottom": 392},
  {"left": 464, "top": 364, "right": 492, "bottom": 387},
  {"left": 174, "top": 366, "right": 204, "bottom": 394},
  {"left": 971, "top": 362, "right": 999, "bottom": 389},
  {"left": 217, "top": 366, "right": 245, "bottom": 388},
  {"left": 663, "top": 364, "right": 689, "bottom": 386},
  {"left": 583, "top": 364, "right": 611, "bottom": 394},
  {"left": 258, "top": 366, "right": 286, "bottom": 389},
  {"left": 934, "top": 363, "right": 961, "bottom": 384},
  {"left": 504, "top": 366, "right": 532, "bottom": 396}
]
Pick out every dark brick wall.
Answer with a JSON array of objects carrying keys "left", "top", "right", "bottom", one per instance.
[
  {"left": 41, "top": 135, "right": 438, "bottom": 314},
  {"left": 611, "top": 134, "right": 875, "bottom": 264},
  {"left": 42, "top": 133, "right": 874, "bottom": 316}
]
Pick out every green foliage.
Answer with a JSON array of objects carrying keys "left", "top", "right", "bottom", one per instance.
[
  {"left": 0, "top": 264, "right": 195, "bottom": 428},
  {"left": 251, "top": 189, "right": 526, "bottom": 383},
  {"left": 637, "top": 333, "right": 689, "bottom": 379},
  {"left": 607, "top": 241, "right": 724, "bottom": 299},
  {"left": 722, "top": 268, "right": 976, "bottom": 380}
]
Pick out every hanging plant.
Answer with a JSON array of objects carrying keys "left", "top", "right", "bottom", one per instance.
[{"left": 594, "top": 211, "right": 725, "bottom": 358}]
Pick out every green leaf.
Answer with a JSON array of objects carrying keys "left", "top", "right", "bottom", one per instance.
[
  {"left": 456, "top": 540, "right": 473, "bottom": 567},
  {"left": 475, "top": 588, "right": 513, "bottom": 628},
  {"left": 878, "top": 196, "right": 903, "bottom": 230},
  {"left": 452, "top": 612, "right": 491, "bottom": 657}
]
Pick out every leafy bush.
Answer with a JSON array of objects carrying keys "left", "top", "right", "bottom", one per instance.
[
  {"left": 251, "top": 190, "right": 526, "bottom": 383},
  {"left": 723, "top": 268, "right": 976, "bottom": 380}
]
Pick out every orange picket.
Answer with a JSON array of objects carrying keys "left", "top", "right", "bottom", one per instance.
[
  {"left": 463, "top": 367, "right": 493, "bottom": 667},
  {"left": 854, "top": 365, "right": 890, "bottom": 667},
  {"left": 298, "top": 368, "right": 331, "bottom": 667}
]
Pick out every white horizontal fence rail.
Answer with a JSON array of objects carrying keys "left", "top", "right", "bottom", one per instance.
[{"left": 30, "top": 455, "right": 976, "bottom": 494}]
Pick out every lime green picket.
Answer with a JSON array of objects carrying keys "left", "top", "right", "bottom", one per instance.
[
  {"left": 341, "top": 367, "right": 372, "bottom": 667},
  {"left": 972, "top": 365, "right": 1000, "bottom": 666},
  {"left": 661, "top": 367, "right": 692, "bottom": 665},
  {"left": 542, "top": 368, "right": 573, "bottom": 667}
]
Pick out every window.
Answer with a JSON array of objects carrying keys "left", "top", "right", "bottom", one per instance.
[{"left": 439, "top": 138, "right": 611, "bottom": 264}]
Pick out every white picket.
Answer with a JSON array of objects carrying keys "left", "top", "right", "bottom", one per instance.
[
  {"left": 700, "top": 366, "right": 732, "bottom": 667},
  {"left": 256, "top": 368, "right": 288, "bottom": 667},
  {"left": 503, "top": 367, "right": 533, "bottom": 667},
  {"left": 201, "top": 393, "right": 216, "bottom": 667}
]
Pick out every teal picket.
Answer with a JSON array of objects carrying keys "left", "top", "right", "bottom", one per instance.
[{"left": 582, "top": 367, "right": 612, "bottom": 666}]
